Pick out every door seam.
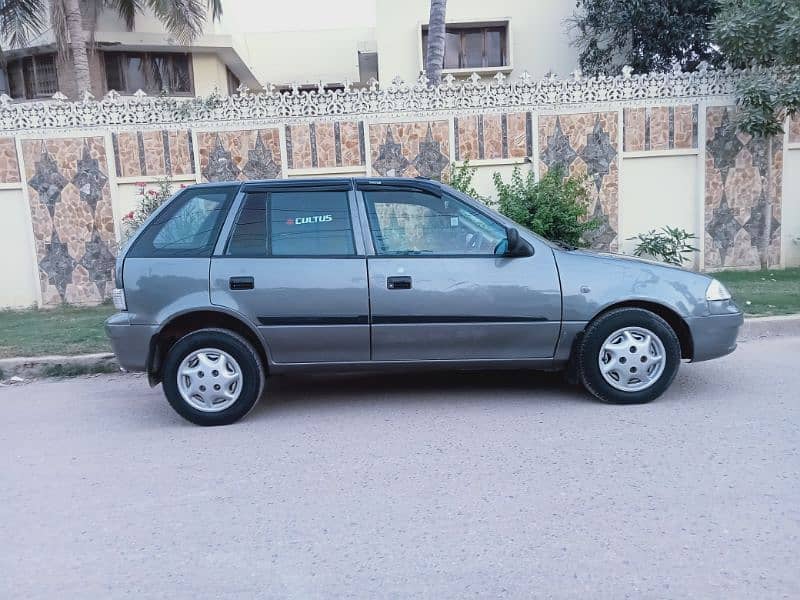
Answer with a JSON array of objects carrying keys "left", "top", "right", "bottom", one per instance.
[{"left": 365, "top": 257, "right": 374, "bottom": 361}]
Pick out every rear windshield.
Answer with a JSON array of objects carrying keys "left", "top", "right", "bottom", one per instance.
[{"left": 127, "top": 186, "right": 237, "bottom": 258}]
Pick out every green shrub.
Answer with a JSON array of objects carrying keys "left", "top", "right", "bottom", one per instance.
[
  {"left": 628, "top": 226, "right": 698, "bottom": 266},
  {"left": 122, "top": 178, "right": 179, "bottom": 240},
  {"left": 492, "top": 166, "right": 597, "bottom": 247},
  {"left": 448, "top": 159, "right": 485, "bottom": 201}
]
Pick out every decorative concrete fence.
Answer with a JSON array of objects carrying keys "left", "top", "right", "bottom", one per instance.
[{"left": 0, "top": 69, "right": 799, "bottom": 309}]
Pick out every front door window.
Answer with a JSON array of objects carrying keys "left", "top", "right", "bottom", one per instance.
[{"left": 363, "top": 190, "right": 506, "bottom": 256}]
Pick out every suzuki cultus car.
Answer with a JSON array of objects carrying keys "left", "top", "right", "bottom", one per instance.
[{"left": 106, "top": 178, "right": 742, "bottom": 425}]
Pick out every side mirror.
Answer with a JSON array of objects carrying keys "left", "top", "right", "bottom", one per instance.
[{"left": 503, "top": 227, "right": 533, "bottom": 257}]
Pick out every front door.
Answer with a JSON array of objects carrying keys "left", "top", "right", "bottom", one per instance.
[
  {"left": 211, "top": 185, "right": 370, "bottom": 364},
  {"left": 359, "top": 186, "right": 562, "bottom": 361}
]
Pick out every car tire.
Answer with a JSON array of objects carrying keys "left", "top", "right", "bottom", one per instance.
[
  {"left": 577, "top": 308, "right": 681, "bottom": 405},
  {"left": 162, "top": 328, "right": 264, "bottom": 426}
]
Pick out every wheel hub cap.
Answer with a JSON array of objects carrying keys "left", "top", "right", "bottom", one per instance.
[
  {"left": 177, "top": 348, "right": 243, "bottom": 412},
  {"left": 598, "top": 326, "right": 666, "bottom": 392}
]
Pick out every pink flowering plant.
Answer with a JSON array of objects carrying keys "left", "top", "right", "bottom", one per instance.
[{"left": 122, "top": 178, "right": 184, "bottom": 239}]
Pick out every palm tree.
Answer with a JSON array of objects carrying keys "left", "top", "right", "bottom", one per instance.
[
  {"left": 2, "top": 0, "right": 223, "bottom": 97},
  {"left": 425, "top": 0, "right": 447, "bottom": 85}
]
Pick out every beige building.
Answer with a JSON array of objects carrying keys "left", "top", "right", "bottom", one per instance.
[{"left": 1, "top": 0, "right": 577, "bottom": 100}]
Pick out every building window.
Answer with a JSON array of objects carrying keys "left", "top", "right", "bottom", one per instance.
[
  {"left": 358, "top": 51, "right": 379, "bottom": 84},
  {"left": 276, "top": 83, "right": 345, "bottom": 94},
  {"left": 103, "top": 52, "right": 193, "bottom": 95},
  {"left": 7, "top": 54, "right": 59, "bottom": 99},
  {"left": 226, "top": 68, "right": 240, "bottom": 95},
  {"left": 422, "top": 24, "right": 508, "bottom": 70}
]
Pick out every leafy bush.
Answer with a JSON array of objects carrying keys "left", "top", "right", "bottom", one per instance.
[
  {"left": 122, "top": 178, "right": 180, "bottom": 239},
  {"left": 492, "top": 166, "right": 598, "bottom": 247},
  {"left": 448, "top": 159, "right": 486, "bottom": 201},
  {"left": 628, "top": 226, "right": 698, "bottom": 266}
]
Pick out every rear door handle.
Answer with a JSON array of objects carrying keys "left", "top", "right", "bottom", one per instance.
[
  {"left": 229, "top": 276, "right": 254, "bottom": 290},
  {"left": 387, "top": 276, "right": 412, "bottom": 290}
]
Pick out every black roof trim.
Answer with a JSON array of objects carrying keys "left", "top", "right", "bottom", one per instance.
[
  {"left": 241, "top": 179, "right": 353, "bottom": 192},
  {"left": 354, "top": 177, "right": 443, "bottom": 196}
]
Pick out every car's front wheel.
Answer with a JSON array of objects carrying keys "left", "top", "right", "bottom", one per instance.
[
  {"left": 577, "top": 308, "right": 681, "bottom": 404},
  {"left": 162, "top": 328, "right": 264, "bottom": 426}
]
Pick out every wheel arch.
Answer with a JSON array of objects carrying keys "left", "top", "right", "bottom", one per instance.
[
  {"left": 590, "top": 300, "right": 694, "bottom": 360},
  {"left": 147, "top": 308, "right": 270, "bottom": 386}
]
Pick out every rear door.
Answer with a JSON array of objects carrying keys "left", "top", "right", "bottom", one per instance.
[
  {"left": 358, "top": 184, "right": 562, "bottom": 361},
  {"left": 210, "top": 182, "right": 370, "bottom": 364}
]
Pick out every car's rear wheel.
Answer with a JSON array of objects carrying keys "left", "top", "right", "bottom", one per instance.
[
  {"left": 577, "top": 308, "right": 681, "bottom": 404},
  {"left": 162, "top": 328, "right": 264, "bottom": 426}
]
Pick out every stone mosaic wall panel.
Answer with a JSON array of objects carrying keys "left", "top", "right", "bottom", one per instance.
[
  {"left": 285, "top": 121, "right": 365, "bottom": 170},
  {"left": 455, "top": 112, "right": 532, "bottom": 161},
  {"left": 623, "top": 105, "right": 698, "bottom": 152},
  {"left": 22, "top": 137, "right": 116, "bottom": 306},
  {"left": 0, "top": 137, "right": 20, "bottom": 183},
  {"left": 705, "top": 107, "right": 783, "bottom": 269},
  {"left": 368, "top": 121, "right": 450, "bottom": 180},
  {"left": 539, "top": 112, "right": 619, "bottom": 250},
  {"left": 198, "top": 129, "right": 282, "bottom": 182},
  {"left": 112, "top": 130, "right": 195, "bottom": 178}
]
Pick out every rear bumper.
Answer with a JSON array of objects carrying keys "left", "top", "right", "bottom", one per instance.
[
  {"left": 105, "top": 313, "right": 157, "bottom": 372},
  {"left": 686, "top": 311, "right": 744, "bottom": 362}
]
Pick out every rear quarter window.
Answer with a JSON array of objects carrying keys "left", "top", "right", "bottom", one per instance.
[{"left": 127, "top": 186, "right": 237, "bottom": 258}]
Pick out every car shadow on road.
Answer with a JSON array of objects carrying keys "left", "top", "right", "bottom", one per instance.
[{"left": 248, "top": 369, "right": 591, "bottom": 419}]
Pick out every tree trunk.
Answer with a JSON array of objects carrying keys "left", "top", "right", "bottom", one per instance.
[
  {"left": 759, "top": 135, "right": 774, "bottom": 270},
  {"left": 426, "top": 0, "right": 447, "bottom": 85},
  {"left": 63, "top": 0, "right": 91, "bottom": 97}
]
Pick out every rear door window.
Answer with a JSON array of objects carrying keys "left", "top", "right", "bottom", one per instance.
[
  {"left": 128, "top": 186, "right": 236, "bottom": 258},
  {"left": 227, "top": 190, "right": 356, "bottom": 257}
]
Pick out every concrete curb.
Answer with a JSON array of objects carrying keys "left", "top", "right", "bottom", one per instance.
[
  {"left": 737, "top": 314, "right": 800, "bottom": 342},
  {"left": 1, "top": 315, "right": 798, "bottom": 381},
  {"left": 0, "top": 353, "right": 119, "bottom": 381}
]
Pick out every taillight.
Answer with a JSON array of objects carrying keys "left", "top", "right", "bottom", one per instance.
[{"left": 112, "top": 288, "right": 127, "bottom": 311}]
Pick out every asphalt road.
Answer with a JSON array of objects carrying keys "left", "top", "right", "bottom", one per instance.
[{"left": 2, "top": 336, "right": 798, "bottom": 599}]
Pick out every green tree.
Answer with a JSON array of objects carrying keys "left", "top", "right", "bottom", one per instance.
[
  {"left": 425, "top": 0, "right": 447, "bottom": 84},
  {"left": 571, "top": 0, "right": 722, "bottom": 75},
  {"left": 2, "top": 0, "right": 223, "bottom": 97},
  {"left": 713, "top": 0, "right": 800, "bottom": 269},
  {"left": 492, "top": 166, "right": 598, "bottom": 248}
]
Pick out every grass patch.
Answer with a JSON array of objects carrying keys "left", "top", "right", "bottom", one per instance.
[
  {"left": 40, "top": 361, "right": 120, "bottom": 378},
  {"left": 0, "top": 304, "right": 116, "bottom": 359},
  {"left": 715, "top": 268, "right": 800, "bottom": 316}
]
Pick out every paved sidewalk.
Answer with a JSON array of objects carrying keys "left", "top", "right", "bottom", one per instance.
[{"left": 1, "top": 336, "right": 798, "bottom": 598}]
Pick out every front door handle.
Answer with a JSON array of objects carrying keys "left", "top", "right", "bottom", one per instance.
[
  {"left": 229, "top": 276, "right": 254, "bottom": 290},
  {"left": 387, "top": 276, "right": 412, "bottom": 290}
]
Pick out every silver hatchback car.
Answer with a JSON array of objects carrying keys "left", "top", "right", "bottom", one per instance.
[{"left": 106, "top": 177, "right": 742, "bottom": 425}]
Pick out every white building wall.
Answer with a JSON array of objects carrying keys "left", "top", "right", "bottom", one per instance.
[
  {"left": 0, "top": 188, "right": 39, "bottom": 308},
  {"left": 782, "top": 147, "right": 800, "bottom": 267},
  {"left": 376, "top": 0, "right": 579, "bottom": 82},
  {"left": 236, "top": 28, "right": 376, "bottom": 87},
  {"left": 619, "top": 155, "right": 700, "bottom": 268}
]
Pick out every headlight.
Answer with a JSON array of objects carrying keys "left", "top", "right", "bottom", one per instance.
[
  {"left": 705, "top": 279, "right": 731, "bottom": 301},
  {"left": 112, "top": 288, "right": 127, "bottom": 311}
]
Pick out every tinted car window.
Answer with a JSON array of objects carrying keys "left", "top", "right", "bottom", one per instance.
[
  {"left": 363, "top": 189, "right": 506, "bottom": 255},
  {"left": 227, "top": 192, "right": 267, "bottom": 257},
  {"left": 269, "top": 190, "right": 355, "bottom": 256},
  {"left": 128, "top": 186, "right": 236, "bottom": 258}
]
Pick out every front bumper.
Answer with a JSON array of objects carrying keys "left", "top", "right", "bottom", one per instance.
[
  {"left": 686, "top": 309, "right": 744, "bottom": 362},
  {"left": 105, "top": 313, "right": 157, "bottom": 372}
]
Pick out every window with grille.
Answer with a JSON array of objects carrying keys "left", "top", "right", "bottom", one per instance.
[
  {"left": 226, "top": 68, "right": 240, "bottom": 95},
  {"left": 103, "top": 52, "right": 194, "bottom": 95},
  {"left": 7, "top": 54, "right": 59, "bottom": 99},
  {"left": 422, "top": 23, "right": 508, "bottom": 70}
]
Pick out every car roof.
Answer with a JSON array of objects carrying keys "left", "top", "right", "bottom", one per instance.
[{"left": 189, "top": 177, "right": 445, "bottom": 193}]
